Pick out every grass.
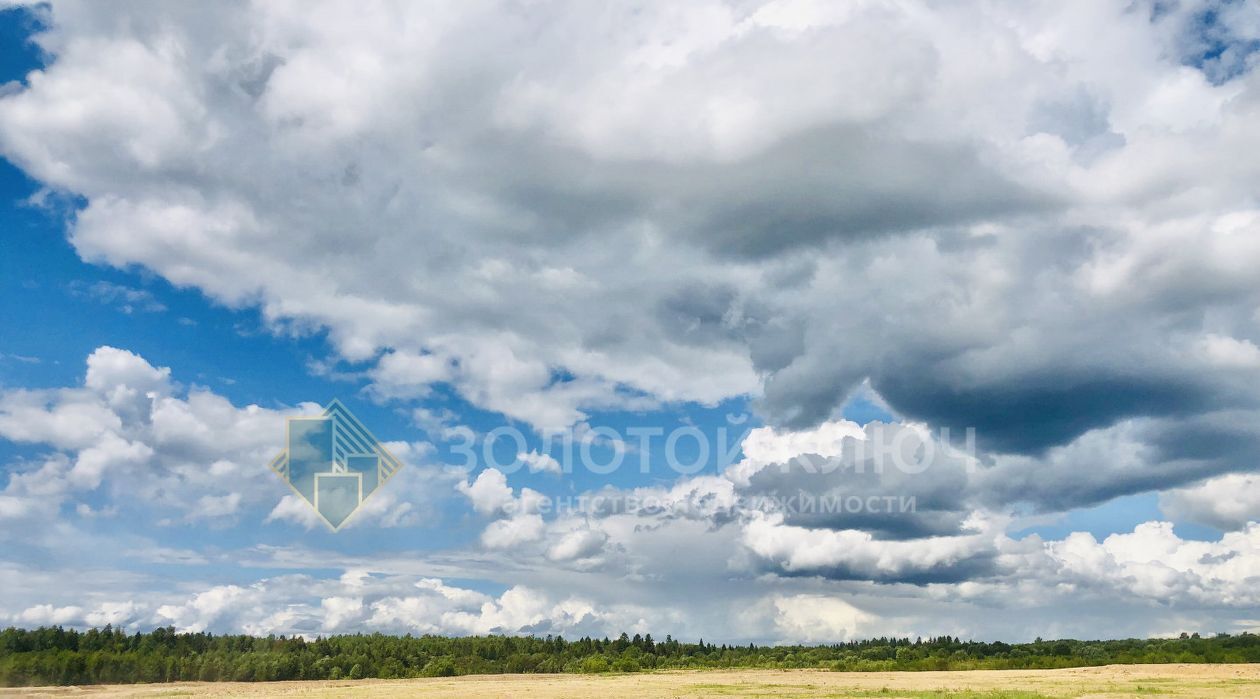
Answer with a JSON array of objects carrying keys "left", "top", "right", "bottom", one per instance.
[
  {"left": 638, "top": 682, "right": 1056, "bottom": 698},
  {"left": 829, "top": 691, "right": 1054, "bottom": 698},
  {"left": 4, "top": 665, "right": 1260, "bottom": 698}
]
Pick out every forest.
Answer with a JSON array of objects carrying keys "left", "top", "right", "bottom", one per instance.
[{"left": 2, "top": 626, "right": 1259, "bottom": 685}]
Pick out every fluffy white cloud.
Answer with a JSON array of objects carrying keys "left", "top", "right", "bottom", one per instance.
[
  {"left": 0, "top": 346, "right": 446, "bottom": 534},
  {"left": 456, "top": 468, "right": 555, "bottom": 549},
  {"left": 1042, "top": 522, "right": 1260, "bottom": 606},
  {"left": 1161, "top": 474, "right": 1260, "bottom": 531},
  {"left": 265, "top": 494, "right": 324, "bottom": 529},
  {"left": 728, "top": 418, "right": 866, "bottom": 485},
  {"left": 770, "top": 594, "right": 875, "bottom": 644},
  {"left": 85, "top": 346, "right": 170, "bottom": 398},
  {"left": 155, "top": 585, "right": 260, "bottom": 634},
  {"left": 521, "top": 450, "right": 562, "bottom": 475},
  {"left": 0, "top": 390, "right": 121, "bottom": 450},
  {"left": 0, "top": 347, "right": 298, "bottom": 527},
  {"left": 742, "top": 512, "right": 998, "bottom": 583},
  {"left": 547, "top": 528, "right": 609, "bottom": 562},
  {"left": 6, "top": 0, "right": 1260, "bottom": 453},
  {"left": 320, "top": 595, "right": 364, "bottom": 631},
  {"left": 481, "top": 514, "right": 545, "bottom": 549},
  {"left": 17, "top": 604, "right": 84, "bottom": 626},
  {"left": 457, "top": 468, "right": 516, "bottom": 516}
]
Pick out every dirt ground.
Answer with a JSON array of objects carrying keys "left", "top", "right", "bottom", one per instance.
[{"left": 4, "top": 664, "right": 1260, "bottom": 698}]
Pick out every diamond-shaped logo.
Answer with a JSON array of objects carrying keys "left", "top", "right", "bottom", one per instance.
[{"left": 269, "top": 399, "right": 402, "bottom": 530}]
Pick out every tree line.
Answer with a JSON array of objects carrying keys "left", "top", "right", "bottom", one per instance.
[{"left": 1, "top": 626, "right": 1257, "bottom": 686}]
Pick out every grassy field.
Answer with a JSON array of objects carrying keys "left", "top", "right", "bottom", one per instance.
[{"left": 3, "top": 664, "right": 1260, "bottom": 698}]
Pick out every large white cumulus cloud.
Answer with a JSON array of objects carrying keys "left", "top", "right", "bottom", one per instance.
[
  {"left": 0, "top": 346, "right": 444, "bottom": 531},
  {"left": 0, "top": 346, "right": 290, "bottom": 525},
  {"left": 3, "top": 0, "right": 1259, "bottom": 455}
]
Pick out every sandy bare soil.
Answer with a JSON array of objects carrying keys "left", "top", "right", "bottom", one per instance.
[{"left": 4, "top": 664, "right": 1260, "bottom": 698}]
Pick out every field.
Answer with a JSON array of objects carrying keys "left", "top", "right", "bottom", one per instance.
[{"left": 4, "top": 665, "right": 1260, "bottom": 698}]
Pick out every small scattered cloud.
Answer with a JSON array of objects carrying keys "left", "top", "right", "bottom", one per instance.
[{"left": 69, "top": 280, "right": 166, "bottom": 314}]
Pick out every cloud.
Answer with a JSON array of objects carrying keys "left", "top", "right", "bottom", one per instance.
[
  {"left": 0, "top": 389, "right": 122, "bottom": 450},
  {"left": 742, "top": 512, "right": 999, "bottom": 584},
  {"left": 521, "top": 450, "right": 562, "bottom": 475},
  {"left": 975, "top": 410, "right": 1260, "bottom": 513},
  {"left": 1040, "top": 521, "right": 1260, "bottom": 606},
  {"left": 17, "top": 603, "right": 84, "bottom": 626},
  {"left": 265, "top": 494, "right": 325, "bottom": 529},
  {"left": 79, "top": 570, "right": 656, "bottom": 639},
  {"left": 70, "top": 280, "right": 166, "bottom": 314},
  {"left": 457, "top": 468, "right": 554, "bottom": 549},
  {"left": 547, "top": 528, "right": 609, "bottom": 562},
  {"left": 155, "top": 585, "right": 260, "bottom": 634},
  {"left": 1161, "top": 473, "right": 1260, "bottom": 531},
  {"left": 320, "top": 595, "right": 364, "bottom": 632},
  {"left": 770, "top": 594, "right": 875, "bottom": 644},
  {"left": 366, "top": 351, "right": 455, "bottom": 400},
  {"left": 0, "top": 346, "right": 296, "bottom": 524},
  {"left": 729, "top": 419, "right": 981, "bottom": 539},
  {"left": 457, "top": 468, "right": 516, "bottom": 517},
  {"left": 481, "top": 514, "right": 545, "bottom": 549},
  {"left": 0, "top": 345, "right": 452, "bottom": 533},
  {"left": 4, "top": 0, "right": 1257, "bottom": 458}
]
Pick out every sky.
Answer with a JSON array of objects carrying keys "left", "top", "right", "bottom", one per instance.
[{"left": 1, "top": 0, "right": 1260, "bottom": 644}]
